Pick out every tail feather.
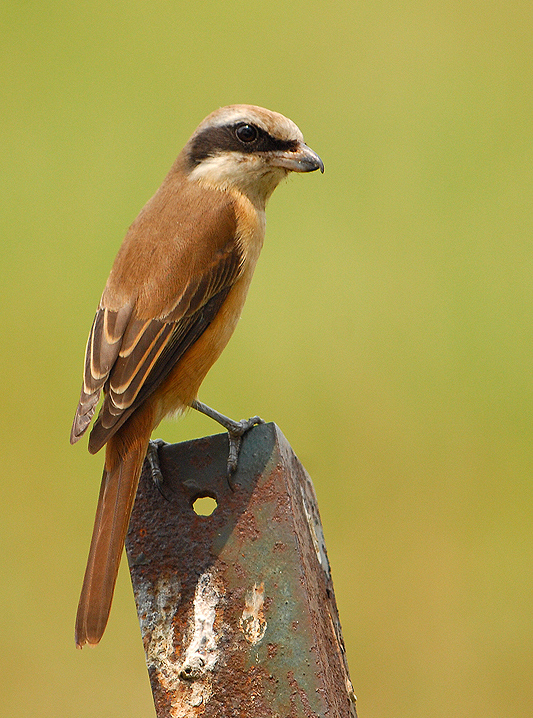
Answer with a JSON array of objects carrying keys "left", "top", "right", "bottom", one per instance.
[{"left": 75, "top": 419, "right": 151, "bottom": 647}]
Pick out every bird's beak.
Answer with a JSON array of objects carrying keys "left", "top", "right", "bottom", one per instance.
[{"left": 271, "top": 143, "right": 324, "bottom": 174}]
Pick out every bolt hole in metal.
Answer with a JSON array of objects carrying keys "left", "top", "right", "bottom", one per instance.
[{"left": 192, "top": 494, "right": 218, "bottom": 516}]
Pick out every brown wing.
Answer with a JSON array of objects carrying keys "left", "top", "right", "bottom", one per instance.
[
  {"left": 71, "top": 183, "right": 244, "bottom": 452},
  {"left": 70, "top": 303, "right": 134, "bottom": 443}
]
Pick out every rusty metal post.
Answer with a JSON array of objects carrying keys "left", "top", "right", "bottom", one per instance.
[{"left": 125, "top": 422, "right": 357, "bottom": 717}]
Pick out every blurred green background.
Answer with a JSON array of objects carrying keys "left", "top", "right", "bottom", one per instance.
[{"left": 2, "top": 1, "right": 532, "bottom": 716}]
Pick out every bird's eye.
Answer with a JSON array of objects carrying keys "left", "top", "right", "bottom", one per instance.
[{"left": 235, "top": 124, "right": 258, "bottom": 143}]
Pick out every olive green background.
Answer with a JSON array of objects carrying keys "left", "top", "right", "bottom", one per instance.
[{"left": 2, "top": 1, "right": 532, "bottom": 716}]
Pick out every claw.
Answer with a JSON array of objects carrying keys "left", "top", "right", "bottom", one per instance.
[
  {"left": 227, "top": 416, "right": 265, "bottom": 476},
  {"left": 146, "top": 439, "right": 168, "bottom": 496},
  {"left": 191, "top": 400, "right": 265, "bottom": 476},
  {"left": 227, "top": 433, "right": 241, "bottom": 476}
]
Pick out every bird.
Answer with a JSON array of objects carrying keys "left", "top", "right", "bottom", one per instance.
[{"left": 71, "top": 104, "right": 323, "bottom": 648}]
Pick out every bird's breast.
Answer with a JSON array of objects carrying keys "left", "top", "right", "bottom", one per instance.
[{"left": 153, "top": 193, "right": 266, "bottom": 422}]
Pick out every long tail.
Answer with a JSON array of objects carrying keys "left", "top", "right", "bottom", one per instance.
[{"left": 75, "top": 409, "right": 152, "bottom": 648}]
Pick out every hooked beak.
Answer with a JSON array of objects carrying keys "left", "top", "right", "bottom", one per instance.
[{"left": 271, "top": 143, "right": 324, "bottom": 174}]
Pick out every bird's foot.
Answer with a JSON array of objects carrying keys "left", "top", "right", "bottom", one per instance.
[
  {"left": 191, "top": 400, "right": 264, "bottom": 476},
  {"left": 226, "top": 415, "right": 265, "bottom": 476},
  {"left": 146, "top": 438, "right": 168, "bottom": 494}
]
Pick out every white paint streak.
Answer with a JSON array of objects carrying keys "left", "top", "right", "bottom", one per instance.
[
  {"left": 137, "top": 574, "right": 181, "bottom": 691},
  {"left": 240, "top": 582, "right": 267, "bottom": 644},
  {"left": 136, "top": 571, "right": 225, "bottom": 717},
  {"left": 180, "top": 571, "right": 222, "bottom": 677}
]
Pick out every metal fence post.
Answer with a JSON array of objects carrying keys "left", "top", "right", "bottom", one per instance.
[{"left": 126, "top": 422, "right": 357, "bottom": 717}]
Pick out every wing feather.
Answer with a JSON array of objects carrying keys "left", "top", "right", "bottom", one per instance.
[
  {"left": 71, "top": 211, "right": 244, "bottom": 451},
  {"left": 71, "top": 305, "right": 134, "bottom": 443}
]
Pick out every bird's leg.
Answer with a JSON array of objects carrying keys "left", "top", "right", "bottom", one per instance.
[
  {"left": 146, "top": 438, "right": 168, "bottom": 495},
  {"left": 191, "top": 400, "right": 265, "bottom": 475}
]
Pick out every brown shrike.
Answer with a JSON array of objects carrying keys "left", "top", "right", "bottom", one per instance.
[{"left": 71, "top": 105, "right": 323, "bottom": 648}]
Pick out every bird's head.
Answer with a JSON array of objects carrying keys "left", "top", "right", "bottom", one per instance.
[{"left": 181, "top": 104, "right": 324, "bottom": 206}]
